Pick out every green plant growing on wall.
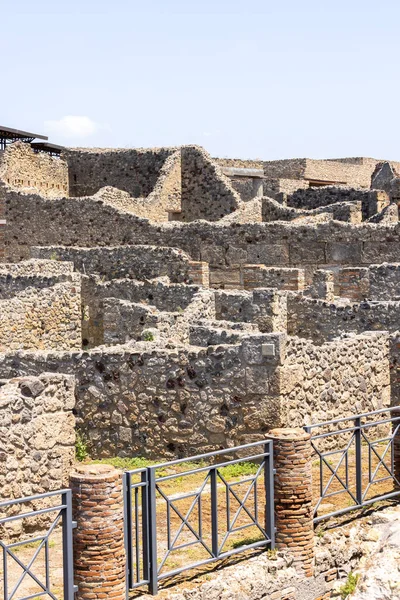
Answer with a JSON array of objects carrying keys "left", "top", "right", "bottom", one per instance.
[
  {"left": 339, "top": 572, "right": 360, "bottom": 599},
  {"left": 75, "top": 431, "right": 89, "bottom": 462},
  {"left": 142, "top": 331, "right": 155, "bottom": 342},
  {"left": 49, "top": 251, "right": 59, "bottom": 261}
]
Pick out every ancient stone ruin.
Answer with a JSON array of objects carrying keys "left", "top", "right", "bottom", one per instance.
[{"left": 1, "top": 138, "right": 400, "bottom": 598}]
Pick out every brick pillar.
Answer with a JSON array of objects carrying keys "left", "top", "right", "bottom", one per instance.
[
  {"left": 70, "top": 464, "right": 125, "bottom": 600},
  {"left": 269, "top": 427, "right": 314, "bottom": 577},
  {"left": 392, "top": 407, "right": 400, "bottom": 487}
]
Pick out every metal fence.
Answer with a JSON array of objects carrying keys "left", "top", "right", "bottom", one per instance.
[
  {"left": 305, "top": 407, "right": 400, "bottom": 523},
  {"left": 123, "top": 439, "right": 275, "bottom": 595},
  {"left": 0, "top": 489, "right": 76, "bottom": 600}
]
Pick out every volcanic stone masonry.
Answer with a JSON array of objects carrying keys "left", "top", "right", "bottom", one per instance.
[{"left": 0, "top": 140, "right": 400, "bottom": 475}]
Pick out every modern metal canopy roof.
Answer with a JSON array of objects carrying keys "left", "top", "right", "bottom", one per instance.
[{"left": 0, "top": 125, "right": 48, "bottom": 141}]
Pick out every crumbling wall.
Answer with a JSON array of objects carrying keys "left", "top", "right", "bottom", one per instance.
[
  {"left": 338, "top": 264, "right": 400, "bottom": 301},
  {"left": 0, "top": 275, "right": 81, "bottom": 351},
  {"left": 0, "top": 142, "right": 68, "bottom": 197},
  {"left": 32, "top": 245, "right": 194, "bottom": 283},
  {"left": 281, "top": 331, "right": 390, "bottom": 427},
  {"left": 286, "top": 186, "right": 389, "bottom": 220},
  {"left": 287, "top": 293, "right": 400, "bottom": 343},
  {"left": 63, "top": 146, "right": 175, "bottom": 198},
  {"left": 262, "top": 195, "right": 362, "bottom": 223},
  {"left": 0, "top": 334, "right": 286, "bottom": 459},
  {"left": 180, "top": 146, "right": 241, "bottom": 221},
  {"left": 0, "top": 373, "right": 75, "bottom": 508},
  {"left": 6, "top": 183, "right": 400, "bottom": 282}
]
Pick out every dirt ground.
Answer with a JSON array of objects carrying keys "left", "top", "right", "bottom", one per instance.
[{"left": 0, "top": 440, "right": 397, "bottom": 599}]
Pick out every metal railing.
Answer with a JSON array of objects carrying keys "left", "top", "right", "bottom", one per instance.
[
  {"left": 305, "top": 407, "right": 400, "bottom": 523},
  {"left": 0, "top": 489, "right": 76, "bottom": 600},
  {"left": 123, "top": 439, "right": 275, "bottom": 595}
]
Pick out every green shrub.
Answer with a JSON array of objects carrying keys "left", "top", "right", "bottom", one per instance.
[
  {"left": 75, "top": 432, "right": 89, "bottom": 462},
  {"left": 340, "top": 572, "right": 360, "bottom": 599}
]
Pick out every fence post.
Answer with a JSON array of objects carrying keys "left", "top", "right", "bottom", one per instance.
[
  {"left": 393, "top": 407, "right": 400, "bottom": 487},
  {"left": 70, "top": 464, "right": 125, "bottom": 600},
  {"left": 210, "top": 467, "right": 219, "bottom": 558},
  {"left": 269, "top": 427, "right": 314, "bottom": 577},
  {"left": 147, "top": 467, "right": 158, "bottom": 595},
  {"left": 264, "top": 441, "right": 275, "bottom": 548},
  {"left": 61, "top": 489, "right": 75, "bottom": 600},
  {"left": 354, "top": 416, "right": 363, "bottom": 505}
]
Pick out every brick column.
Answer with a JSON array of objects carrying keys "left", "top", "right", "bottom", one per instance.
[
  {"left": 70, "top": 464, "right": 125, "bottom": 600},
  {"left": 269, "top": 427, "right": 314, "bottom": 577},
  {"left": 392, "top": 407, "right": 400, "bottom": 487}
]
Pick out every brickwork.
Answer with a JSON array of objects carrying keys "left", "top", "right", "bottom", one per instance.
[
  {"left": 70, "top": 464, "right": 125, "bottom": 600},
  {"left": 269, "top": 428, "right": 314, "bottom": 577},
  {"left": 188, "top": 261, "right": 210, "bottom": 287}
]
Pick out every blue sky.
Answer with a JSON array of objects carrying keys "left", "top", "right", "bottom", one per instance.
[{"left": 2, "top": 0, "right": 400, "bottom": 160}]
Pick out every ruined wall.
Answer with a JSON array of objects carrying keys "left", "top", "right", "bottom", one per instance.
[
  {"left": 63, "top": 146, "right": 175, "bottom": 198},
  {"left": 179, "top": 146, "right": 241, "bottom": 221},
  {"left": 32, "top": 245, "right": 194, "bottom": 283},
  {"left": 0, "top": 374, "right": 75, "bottom": 508},
  {"left": 287, "top": 294, "right": 400, "bottom": 343},
  {"left": 0, "top": 334, "right": 285, "bottom": 459},
  {"left": 286, "top": 187, "right": 389, "bottom": 220},
  {"left": 0, "top": 142, "right": 68, "bottom": 197},
  {"left": 281, "top": 331, "right": 390, "bottom": 427},
  {"left": 102, "top": 288, "right": 215, "bottom": 346},
  {"left": 338, "top": 264, "right": 400, "bottom": 301},
  {"left": 81, "top": 277, "right": 203, "bottom": 347},
  {"left": 7, "top": 184, "right": 400, "bottom": 283},
  {"left": 215, "top": 289, "right": 287, "bottom": 333},
  {"left": 0, "top": 276, "right": 81, "bottom": 351},
  {"left": 262, "top": 196, "right": 362, "bottom": 223},
  {"left": 0, "top": 328, "right": 390, "bottom": 460},
  {"left": 263, "top": 178, "right": 308, "bottom": 200}
]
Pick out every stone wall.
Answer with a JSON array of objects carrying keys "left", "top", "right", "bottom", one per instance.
[
  {"left": 281, "top": 331, "right": 390, "bottom": 428},
  {"left": 32, "top": 245, "right": 195, "bottom": 283},
  {"left": 179, "top": 146, "right": 241, "bottom": 221},
  {"left": 0, "top": 275, "right": 81, "bottom": 351},
  {"left": 63, "top": 146, "right": 175, "bottom": 198},
  {"left": 0, "top": 334, "right": 286, "bottom": 459},
  {"left": 286, "top": 186, "right": 389, "bottom": 220},
  {"left": 287, "top": 293, "right": 400, "bottom": 343},
  {"left": 0, "top": 142, "right": 68, "bottom": 197},
  {"left": 7, "top": 182, "right": 400, "bottom": 278},
  {"left": 338, "top": 263, "right": 400, "bottom": 301},
  {"left": 262, "top": 195, "right": 362, "bottom": 223},
  {"left": 215, "top": 288, "right": 287, "bottom": 333},
  {"left": 0, "top": 373, "right": 75, "bottom": 529},
  {"left": 0, "top": 327, "right": 390, "bottom": 460}
]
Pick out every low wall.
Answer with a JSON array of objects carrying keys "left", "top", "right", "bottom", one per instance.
[
  {"left": 281, "top": 331, "right": 390, "bottom": 427},
  {"left": 0, "top": 373, "right": 75, "bottom": 527},
  {"left": 215, "top": 288, "right": 287, "bottom": 333},
  {"left": 32, "top": 245, "right": 194, "bottom": 283},
  {"left": 0, "top": 276, "right": 81, "bottom": 351},
  {"left": 0, "top": 334, "right": 286, "bottom": 459},
  {"left": 287, "top": 293, "right": 400, "bottom": 342},
  {"left": 286, "top": 186, "right": 389, "bottom": 219},
  {"left": 338, "top": 263, "right": 400, "bottom": 301},
  {"left": 262, "top": 195, "right": 362, "bottom": 223}
]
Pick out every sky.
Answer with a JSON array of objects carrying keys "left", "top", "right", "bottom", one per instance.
[{"left": 2, "top": 0, "right": 400, "bottom": 160}]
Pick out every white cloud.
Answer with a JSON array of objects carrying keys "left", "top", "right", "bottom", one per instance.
[{"left": 44, "top": 115, "right": 101, "bottom": 140}]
